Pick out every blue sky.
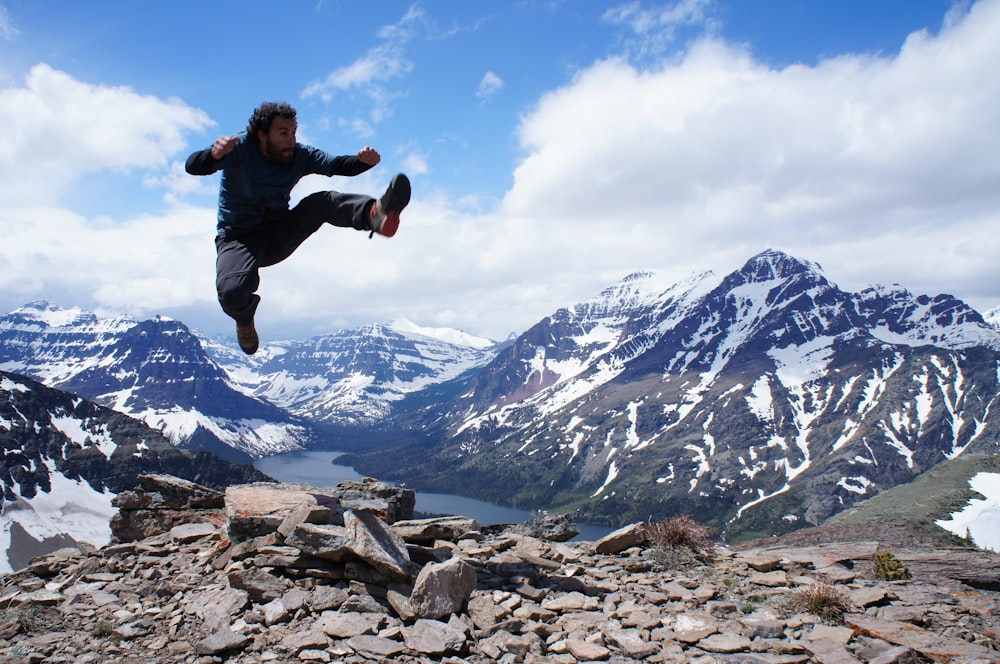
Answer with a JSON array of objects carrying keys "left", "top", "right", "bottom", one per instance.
[{"left": 1, "top": 0, "right": 997, "bottom": 342}]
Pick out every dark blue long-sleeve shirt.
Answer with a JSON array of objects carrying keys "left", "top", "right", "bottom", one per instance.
[{"left": 185, "top": 134, "right": 374, "bottom": 234}]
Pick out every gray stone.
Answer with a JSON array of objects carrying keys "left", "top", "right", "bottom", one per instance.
[
  {"left": 565, "top": 637, "right": 611, "bottom": 660},
  {"left": 343, "top": 508, "right": 416, "bottom": 580},
  {"left": 169, "top": 521, "right": 219, "bottom": 543},
  {"left": 261, "top": 597, "right": 289, "bottom": 626},
  {"left": 393, "top": 516, "right": 482, "bottom": 544},
  {"left": 180, "top": 585, "right": 249, "bottom": 631},
  {"left": 698, "top": 631, "right": 753, "bottom": 653},
  {"left": 594, "top": 522, "right": 646, "bottom": 554},
  {"left": 740, "top": 616, "right": 786, "bottom": 639},
  {"left": 284, "top": 631, "right": 329, "bottom": 654},
  {"left": 318, "top": 610, "right": 385, "bottom": 638},
  {"left": 193, "top": 628, "right": 250, "bottom": 656},
  {"left": 505, "top": 513, "right": 580, "bottom": 542},
  {"left": 403, "top": 618, "right": 468, "bottom": 655},
  {"left": 346, "top": 633, "right": 407, "bottom": 657},
  {"left": 605, "top": 627, "right": 660, "bottom": 658},
  {"left": 410, "top": 557, "right": 478, "bottom": 619},
  {"left": 277, "top": 501, "right": 337, "bottom": 540},
  {"left": 670, "top": 612, "right": 718, "bottom": 643},
  {"left": 226, "top": 567, "right": 290, "bottom": 604},
  {"left": 331, "top": 477, "right": 415, "bottom": 524},
  {"left": 6, "top": 476, "right": 1000, "bottom": 664},
  {"left": 307, "top": 584, "right": 348, "bottom": 612},
  {"left": 750, "top": 570, "right": 789, "bottom": 587},
  {"left": 283, "top": 522, "right": 352, "bottom": 560}
]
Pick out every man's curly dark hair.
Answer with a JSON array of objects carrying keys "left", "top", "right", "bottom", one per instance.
[{"left": 247, "top": 102, "right": 297, "bottom": 140}]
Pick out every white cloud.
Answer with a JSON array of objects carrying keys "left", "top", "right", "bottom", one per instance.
[
  {"left": 476, "top": 71, "right": 504, "bottom": 101},
  {"left": 604, "top": 0, "right": 714, "bottom": 34},
  {"left": 0, "top": 4, "right": 20, "bottom": 41},
  {"left": 0, "top": 64, "right": 216, "bottom": 321},
  {"left": 493, "top": 0, "right": 1000, "bottom": 319},
  {"left": 402, "top": 151, "right": 430, "bottom": 176},
  {"left": 0, "top": 201, "right": 217, "bottom": 317},
  {"left": 302, "top": 7, "right": 423, "bottom": 127},
  {"left": 0, "top": 64, "right": 211, "bottom": 205},
  {"left": 603, "top": 0, "right": 718, "bottom": 59},
  {"left": 2, "top": 2, "right": 1000, "bottom": 343}
]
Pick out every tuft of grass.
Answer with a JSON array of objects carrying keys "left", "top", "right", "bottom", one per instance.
[
  {"left": 873, "top": 551, "right": 912, "bottom": 581},
  {"left": 646, "top": 515, "right": 718, "bottom": 568},
  {"left": 90, "top": 620, "right": 115, "bottom": 638},
  {"left": 787, "top": 582, "right": 853, "bottom": 624},
  {"left": 4, "top": 607, "right": 39, "bottom": 634}
]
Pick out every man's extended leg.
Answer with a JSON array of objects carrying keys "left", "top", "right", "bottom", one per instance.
[
  {"left": 368, "top": 173, "right": 411, "bottom": 238},
  {"left": 268, "top": 191, "right": 372, "bottom": 265},
  {"left": 275, "top": 175, "right": 411, "bottom": 255}
]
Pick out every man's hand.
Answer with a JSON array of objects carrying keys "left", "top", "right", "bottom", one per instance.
[
  {"left": 358, "top": 146, "right": 381, "bottom": 166},
  {"left": 211, "top": 135, "right": 240, "bottom": 160}
]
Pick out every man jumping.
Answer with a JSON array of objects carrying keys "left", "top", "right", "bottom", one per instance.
[{"left": 185, "top": 101, "right": 410, "bottom": 355}]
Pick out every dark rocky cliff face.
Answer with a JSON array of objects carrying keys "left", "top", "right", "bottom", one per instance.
[
  {"left": 0, "top": 370, "right": 273, "bottom": 568},
  {"left": 1, "top": 370, "right": 270, "bottom": 498}
]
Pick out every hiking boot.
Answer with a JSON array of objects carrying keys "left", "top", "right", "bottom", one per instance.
[
  {"left": 236, "top": 320, "right": 259, "bottom": 355},
  {"left": 369, "top": 173, "right": 411, "bottom": 238}
]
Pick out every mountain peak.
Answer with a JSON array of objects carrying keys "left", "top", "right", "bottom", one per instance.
[
  {"left": 12, "top": 301, "right": 96, "bottom": 328},
  {"left": 987, "top": 306, "right": 1000, "bottom": 329},
  {"left": 740, "top": 249, "right": 825, "bottom": 282},
  {"left": 387, "top": 319, "right": 496, "bottom": 349}
]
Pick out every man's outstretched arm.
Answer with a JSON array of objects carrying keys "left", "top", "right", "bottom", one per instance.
[{"left": 185, "top": 135, "right": 240, "bottom": 175}]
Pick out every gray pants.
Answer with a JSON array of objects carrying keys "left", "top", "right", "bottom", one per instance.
[{"left": 215, "top": 191, "right": 373, "bottom": 324}]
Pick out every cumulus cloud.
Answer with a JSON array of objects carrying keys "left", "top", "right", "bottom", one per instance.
[
  {"left": 0, "top": 64, "right": 211, "bottom": 204},
  {"left": 2, "top": 2, "right": 999, "bottom": 342},
  {"left": 495, "top": 0, "right": 1000, "bottom": 316},
  {"left": 0, "top": 64, "right": 215, "bottom": 318}
]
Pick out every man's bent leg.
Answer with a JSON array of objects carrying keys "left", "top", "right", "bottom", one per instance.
[{"left": 215, "top": 235, "right": 261, "bottom": 324}]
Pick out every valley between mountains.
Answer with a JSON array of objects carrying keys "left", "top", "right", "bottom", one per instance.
[{"left": 2, "top": 249, "right": 999, "bottom": 559}]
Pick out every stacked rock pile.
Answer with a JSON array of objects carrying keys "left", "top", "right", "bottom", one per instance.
[{"left": 0, "top": 474, "right": 997, "bottom": 663}]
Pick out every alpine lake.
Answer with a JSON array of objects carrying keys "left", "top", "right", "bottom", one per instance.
[{"left": 253, "top": 450, "right": 612, "bottom": 542}]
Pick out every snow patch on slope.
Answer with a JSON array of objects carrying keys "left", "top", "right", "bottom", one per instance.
[
  {"left": 0, "top": 461, "right": 116, "bottom": 574},
  {"left": 936, "top": 472, "right": 1000, "bottom": 552}
]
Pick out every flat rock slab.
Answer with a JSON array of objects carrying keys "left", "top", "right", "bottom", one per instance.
[
  {"left": 737, "top": 542, "right": 880, "bottom": 570},
  {"left": 847, "top": 614, "right": 999, "bottom": 662}
]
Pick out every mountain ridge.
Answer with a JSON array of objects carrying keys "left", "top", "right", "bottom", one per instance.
[
  {"left": 342, "top": 249, "right": 1000, "bottom": 542},
  {"left": 2, "top": 249, "right": 999, "bottom": 545}
]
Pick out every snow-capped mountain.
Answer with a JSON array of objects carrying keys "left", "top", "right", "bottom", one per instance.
[
  {"left": 0, "top": 302, "right": 500, "bottom": 457},
  {"left": 0, "top": 370, "right": 268, "bottom": 573},
  {"left": 986, "top": 306, "right": 1000, "bottom": 330},
  {"left": 204, "top": 320, "right": 498, "bottom": 427},
  {"left": 5, "top": 249, "right": 1000, "bottom": 543},
  {"left": 0, "top": 302, "right": 316, "bottom": 460},
  {"left": 345, "top": 249, "right": 1000, "bottom": 541}
]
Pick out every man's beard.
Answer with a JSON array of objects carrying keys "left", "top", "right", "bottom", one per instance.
[{"left": 263, "top": 139, "right": 295, "bottom": 164}]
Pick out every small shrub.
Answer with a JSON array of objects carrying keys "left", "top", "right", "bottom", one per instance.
[
  {"left": 740, "top": 601, "right": 758, "bottom": 614},
  {"left": 646, "top": 515, "right": 718, "bottom": 568},
  {"left": 873, "top": 551, "right": 912, "bottom": 581},
  {"left": 9, "top": 608, "right": 37, "bottom": 634},
  {"left": 722, "top": 577, "right": 739, "bottom": 588},
  {"left": 787, "top": 582, "right": 853, "bottom": 623},
  {"left": 91, "top": 620, "right": 115, "bottom": 638}
]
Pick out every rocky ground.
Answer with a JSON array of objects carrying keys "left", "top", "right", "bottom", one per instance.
[{"left": 0, "top": 474, "right": 997, "bottom": 664}]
